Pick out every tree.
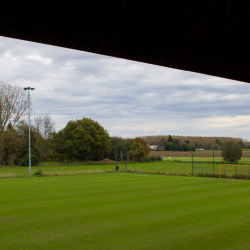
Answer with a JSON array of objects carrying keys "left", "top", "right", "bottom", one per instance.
[
  {"left": 238, "top": 140, "right": 245, "bottom": 149},
  {"left": 2, "top": 123, "right": 18, "bottom": 166},
  {"left": 132, "top": 137, "right": 151, "bottom": 155},
  {"left": 14, "top": 123, "right": 40, "bottom": 165},
  {"left": 180, "top": 143, "right": 188, "bottom": 151},
  {"left": 0, "top": 82, "right": 28, "bottom": 164},
  {"left": 164, "top": 142, "right": 177, "bottom": 151},
  {"left": 64, "top": 118, "right": 110, "bottom": 162},
  {"left": 215, "top": 139, "right": 224, "bottom": 147},
  {"left": 33, "top": 113, "right": 55, "bottom": 163},
  {"left": 109, "top": 136, "right": 133, "bottom": 160},
  {"left": 110, "top": 136, "right": 133, "bottom": 149},
  {"left": 167, "top": 135, "right": 174, "bottom": 143},
  {"left": 221, "top": 141, "right": 242, "bottom": 163},
  {"left": 53, "top": 130, "right": 67, "bottom": 162},
  {"left": 129, "top": 142, "right": 145, "bottom": 161}
]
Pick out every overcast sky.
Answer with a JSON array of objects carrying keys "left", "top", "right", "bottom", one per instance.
[{"left": 0, "top": 36, "right": 250, "bottom": 140}]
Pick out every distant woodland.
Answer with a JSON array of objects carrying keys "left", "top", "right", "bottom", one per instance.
[{"left": 142, "top": 135, "right": 249, "bottom": 149}]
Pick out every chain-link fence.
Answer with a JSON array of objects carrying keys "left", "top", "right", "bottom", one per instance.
[
  {"left": 191, "top": 146, "right": 250, "bottom": 178},
  {"left": 191, "top": 149, "right": 217, "bottom": 176},
  {"left": 219, "top": 164, "right": 250, "bottom": 179}
]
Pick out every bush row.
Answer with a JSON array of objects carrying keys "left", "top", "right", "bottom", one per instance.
[{"left": 145, "top": 155, "right": 162, "bottom": 162}]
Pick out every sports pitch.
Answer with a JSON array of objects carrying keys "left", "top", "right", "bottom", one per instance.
[{"left": 1, "top": 172, "right": 250, "bottom": 250}]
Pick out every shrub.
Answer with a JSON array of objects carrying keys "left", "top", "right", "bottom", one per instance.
[
  {"left": 156, "top": 156, "right": 162, "bottom": 161},
  {"left": 145, "top": 156, "right": 150, "bottom": 162},
  {"left": 100, "top": 159, "right": 111, "bottom": 163},
  {"left": 34, "top": 170, "right": 43, "bottom": 176},
  {"left": 18, "top": 154, "right": 39, "bottom": 166},
  {"left": 150, "top": 155, "right": 156, "bottom": 161}
]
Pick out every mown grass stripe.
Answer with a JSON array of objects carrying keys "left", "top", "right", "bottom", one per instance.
[{"left": 1, "top": 174, "right": 250, "bottom": 250}]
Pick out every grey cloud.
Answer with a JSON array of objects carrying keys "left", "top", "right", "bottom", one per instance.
[{"left": 1, "top": 36, "right": 250, "bottom": 139}]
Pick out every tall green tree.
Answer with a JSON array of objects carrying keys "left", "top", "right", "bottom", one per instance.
[
  {"left": 221, "top": 141, "right": 242, "bottom": 163},
  {"left": 180, "top": 143, "right": 188, "bottom": 151},
  {"left": 53, "top": 130, "right": 67, "bottom": 161},
  {"left": 167, "top": 135, "right": 174, "bottom": 143},
  {"left": 109, "top": 136, "right": 133, "bottom": 160},
  {"left": 164, "top": 142, "right": 177, "bottom": 151},
  {"left": 64, "top": 118, "right": 110, "bottom": 162}
]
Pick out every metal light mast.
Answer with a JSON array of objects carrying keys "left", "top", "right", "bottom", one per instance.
[{"left": 23, "top": 87, "right": 35, "bottom": 176}]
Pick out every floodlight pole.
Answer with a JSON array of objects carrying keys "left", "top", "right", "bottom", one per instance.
[{"left": 23, "top": 87, "right": 35, "bottom": 176}]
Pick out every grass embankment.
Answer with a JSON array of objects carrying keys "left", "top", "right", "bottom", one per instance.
[{"left": 1, "top": 174, "right": 250, "bottom": 250}]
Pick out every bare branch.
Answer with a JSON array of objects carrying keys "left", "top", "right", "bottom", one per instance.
[
  {"left": 0, "top": 82, "right": 28, "bottom": 164},
  {"left": 0, "top": 82, "right": 28, "bottom": 131},
  {"left": 33, "top": 112, "right": 55, "bottom": 139}
]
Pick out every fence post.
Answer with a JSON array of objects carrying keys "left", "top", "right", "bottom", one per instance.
[
  {"left": 213, "top": 146, "right": 214, "bottom": 176},
  {"left": 236, "top": 146, "right": 237, "bottom": 165},
  {"left": 126, "top": 150, "right": 128, "bottom": 172},
  {"left": 235, "top": 166, "right": 237, "bottom": 177},
  {"left": 114, "top": 149, "right": 118, "bottom": 170},
  {"left": 202, "top": 167, "right": 203, "bottom": 176},
  {"left": 192, "top": 151, "right": 193, "bottom": 176}
]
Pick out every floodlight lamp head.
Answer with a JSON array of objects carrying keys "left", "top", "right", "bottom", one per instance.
[
  {"left": 31, "top": 88, "right": 35, "bottom": 90},
  {"left": 23, "top": 88, "right": 28, "bottom": 90}
]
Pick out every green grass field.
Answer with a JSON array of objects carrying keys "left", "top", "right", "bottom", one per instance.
[
  {"left": 0, "top": 162, "right": 206, "bottom": 177},
  {"left": 163, "top": 156, "right": 250, "bottom": 164},
  {"left": 1, "top": 161, "right": 250, "bottom": 178},
  {"left": 1, "top": 173, "right": 250, "bottom": 250}
]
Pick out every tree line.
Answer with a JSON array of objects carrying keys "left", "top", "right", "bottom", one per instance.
[
  {"left": 0, "top": 82, "right": 247, "bottom": 166},
  {"left": 1, "top": 116, "right": 153, "bottom": 165},
  {"left": 0, "top": 82, "right": 152, "bottom": 165},
  {"left": 142, "top": 135, "right": 249, "bottom": 150}
]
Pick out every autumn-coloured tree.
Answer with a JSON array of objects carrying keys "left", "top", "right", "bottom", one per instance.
[
  {"left": 132, "top": 137, "right": 151, "bottom": 156},
  {"left": 129, "top": 142, "right": 145, "bottom": 161}
]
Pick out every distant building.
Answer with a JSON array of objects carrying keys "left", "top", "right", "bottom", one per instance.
[
  {"left": 195, "top": 148, "right": 205, "bottom": 150},
  {"left": 149, "top": 145, "right": 157, "bottom": 150}
]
